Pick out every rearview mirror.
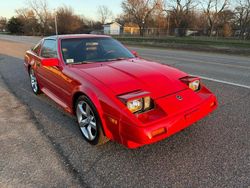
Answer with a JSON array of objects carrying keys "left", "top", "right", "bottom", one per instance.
[
  {"left": 131, "top": 50, "right": 138, "bottom": 57},
  {"left": 41, "top": 58, "right": 59, "bottom": 67}
]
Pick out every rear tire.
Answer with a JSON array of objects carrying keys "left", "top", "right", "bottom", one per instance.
[
  {"left": 29, "top": 68, "right": 41, "bottom": 95},
  {"left": 75, "top": 95, "right": 109, "bottom": 145}
]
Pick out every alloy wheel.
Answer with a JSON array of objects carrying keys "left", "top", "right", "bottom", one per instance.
[
  {"left": 76, "top": 101, "right": 97, "bottom": 141},
  {"left": 30, "top": 69, "right": 38, "bottom": 93}
]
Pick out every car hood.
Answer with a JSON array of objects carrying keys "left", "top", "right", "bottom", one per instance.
[{"left": 78, "top": 59, "right": 188, "bottom": 98}]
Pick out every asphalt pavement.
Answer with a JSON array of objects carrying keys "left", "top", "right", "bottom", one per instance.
[
  {"left": 0, "top": 35, "right": 249, "bottom": 187},
  {"left": 0, "top": 75, "right": 81, "bottom": 188}
]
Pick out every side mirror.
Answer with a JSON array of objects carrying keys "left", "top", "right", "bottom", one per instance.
[
  {"left": 41, "top": 58, "right": 59, "bottom": 67},
  {"left": 131, "top": 50, "right": 138, "bottom": 57}
]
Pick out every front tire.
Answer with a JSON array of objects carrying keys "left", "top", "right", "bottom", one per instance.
[
  {"left": 29, "top": 68, "right": 41, "bottom": 95},
  {"left": 75, "top": 96, "right": 109, "bottom": 145}
]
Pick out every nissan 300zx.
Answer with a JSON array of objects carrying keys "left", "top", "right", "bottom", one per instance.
[{"left": 24, "top": 34, "right": 217, "bottom": 148}]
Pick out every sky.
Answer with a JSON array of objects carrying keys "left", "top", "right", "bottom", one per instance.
[{"left": 0, "top": 0, "right": 123, "bottom": 20}]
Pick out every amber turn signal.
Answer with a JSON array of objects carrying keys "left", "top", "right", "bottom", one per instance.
[
  {"left": 149, "top": 127, "right": 166, "bottom": 139},
  {"left": 210, "top": 101, "right": 216, "bottom": 108}
]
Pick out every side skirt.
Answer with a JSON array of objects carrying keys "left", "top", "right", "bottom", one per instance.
[{"left": 41, "top": 87, "right": 72, "bottom": 114}]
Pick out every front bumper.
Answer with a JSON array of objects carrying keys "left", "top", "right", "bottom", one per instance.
[{"left": 119, "top": 91, "right": 217, "bottom": 148}]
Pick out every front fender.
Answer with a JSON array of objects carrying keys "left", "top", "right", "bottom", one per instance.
[{"left": 71, "top": 85, "right": 114, "bottom": 140}]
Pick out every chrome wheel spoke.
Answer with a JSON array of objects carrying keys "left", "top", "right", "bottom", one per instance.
[
  {"left": 82, "top": 127, "right": 90, "bottom": 140},
  {"left": 89, "top": 119, "right": 96, "bottom": 130},
  {"left": 30, "top": 70, "right": 38, "bottom": 92},
  {"left": 87, "top": 125, "right": 95, "bottom": 140},
  {"left": 77, "top": 104, "right": 87, "bottom": 119},
  {"left": 79, "top": 118, "right": 88, "bottom": 127},
  {"left": 33, "top": 85, "right": 37, "bottom": 92}
]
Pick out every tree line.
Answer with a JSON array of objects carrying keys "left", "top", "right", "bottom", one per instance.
[
  {"left": 120, "top": 0, "right": 250, "bottom": 38},
  {"left": 0, "top": 0, "right": 249, "bottom": 39}
]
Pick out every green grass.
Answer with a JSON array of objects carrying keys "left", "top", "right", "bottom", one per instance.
[{"left": 114, "top": 36, "right": 250, "bottom": 49}]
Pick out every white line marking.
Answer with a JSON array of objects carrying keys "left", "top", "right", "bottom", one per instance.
[
  {"left": 193, "top": 75, "right": 250, "bottom": 89},
  {"left": 139, "top": 52, "right": 250, "bottom": 89}
]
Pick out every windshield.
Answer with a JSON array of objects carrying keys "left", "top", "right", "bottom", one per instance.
[{"left": 61, "top": 37, "right": 134, "bottom": 64}]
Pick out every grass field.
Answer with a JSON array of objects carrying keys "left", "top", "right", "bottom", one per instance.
[
  {"left": 115, "top": 36, "right": 250, "bottom": 48},
  {"left": 115, "top": 36, "right": 250, "bottom": 55}
]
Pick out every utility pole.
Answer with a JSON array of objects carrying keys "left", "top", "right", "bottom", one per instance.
[
  {"left": 167, "top": 14, "right": 170, "bottom": 36},
  {"left": 54, "top": 11, "right": 58, "bottom": 35}
]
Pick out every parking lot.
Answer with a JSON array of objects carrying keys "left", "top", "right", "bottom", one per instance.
[{"left": 0, "top": 35, "right": 249, "bottom": 187}]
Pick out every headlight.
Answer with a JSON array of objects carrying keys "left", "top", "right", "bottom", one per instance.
[
  {"left": 180, "top": 76, "right": 201, "bottom": 92},
  {"left": 189, "top": 79, "right": 200, "bottom": 91},
  {"left": 119, "top": 91, "right": 154, "bottom": 114},
  {"left": 144, "top": 96, "right": 151, "bottom": 109},
  {"left": 127, "top": 98, "right": 143, "bottom": 113}
]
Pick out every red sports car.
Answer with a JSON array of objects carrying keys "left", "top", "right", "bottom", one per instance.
[{"left": 24, "top": 34, "right": 217, "bottom": 148}]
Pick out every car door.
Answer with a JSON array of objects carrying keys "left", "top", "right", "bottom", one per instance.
[
  {"left": 39, "top": 39, "right": 76, "bottom": 109},
  {"left": 36, "top": 39, "right": 61, "bottom": 95}
]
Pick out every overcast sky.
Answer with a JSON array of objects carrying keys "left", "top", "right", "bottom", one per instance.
[{"left": 0, "top": 0, "right": 123, "bottom": 20}]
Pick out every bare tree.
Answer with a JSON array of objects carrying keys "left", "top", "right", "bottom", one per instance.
[
  {"left": 27, "top": 0, "right": 51, "bottom": 35},
  {"left": 203, "top": 0, "right": 229, "bottom": 36},
  {"left": 164, "top": 0, "right": 197, "bottom": 36},
  {"left": 235, "top": 0, "right": 250, "bottom": 38},
  {"left": 15, "top": 8, "right": 39, "bottom": 35},
  {"left": 56, "top": 6, "right": 86, "bottom": 34},
  {"left": 16, "top": 8, "right": 31, "bottom": 20},
  {"left": 97, "top": 5, "right": 113, "bottom": 24},
  {"left": 122, "top": 0, "right": 163, "bottom": 36},
  {"left": 167, "top": 0, "right": 196, "bottom": 27},
  {"left": 0, "top": 17, "right": 7, "bottom": 32}
]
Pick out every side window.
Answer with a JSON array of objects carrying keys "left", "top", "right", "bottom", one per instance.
[
  {"left": 41, "top": 40, "right": 57, "bottom": 58},
  {"left": 32, "top": 42, "right": 42, "bottom": 55}
]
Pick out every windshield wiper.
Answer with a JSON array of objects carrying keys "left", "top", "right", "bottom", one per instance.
[
  {"left": 105, "top": 57, "right": 126, "bottom": 62},
  {"left": 68, "top": 58, "right": 127, "bottom": 64},
  {"left": 69, "top": 61, "right": 91, "bottom": 65}
]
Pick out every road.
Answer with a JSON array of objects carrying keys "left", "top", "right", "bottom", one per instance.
[{"left": 0, "top": 35, "right": 249, "bottom": 187}]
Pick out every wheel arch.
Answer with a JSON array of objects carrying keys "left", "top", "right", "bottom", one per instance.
[
  {"left": 72, "top": 89, "right": 109, "bottom": 138},
  {"left": 72, "top": 91, "right": 85, "bottom": 114}
]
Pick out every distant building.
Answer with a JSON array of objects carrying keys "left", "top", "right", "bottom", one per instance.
[
  {"left": 123, "top": 23, "right": 140, "bottom": 35},
  {"left": 103, "top": 22, "right": 121, "bottom": 35}
]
